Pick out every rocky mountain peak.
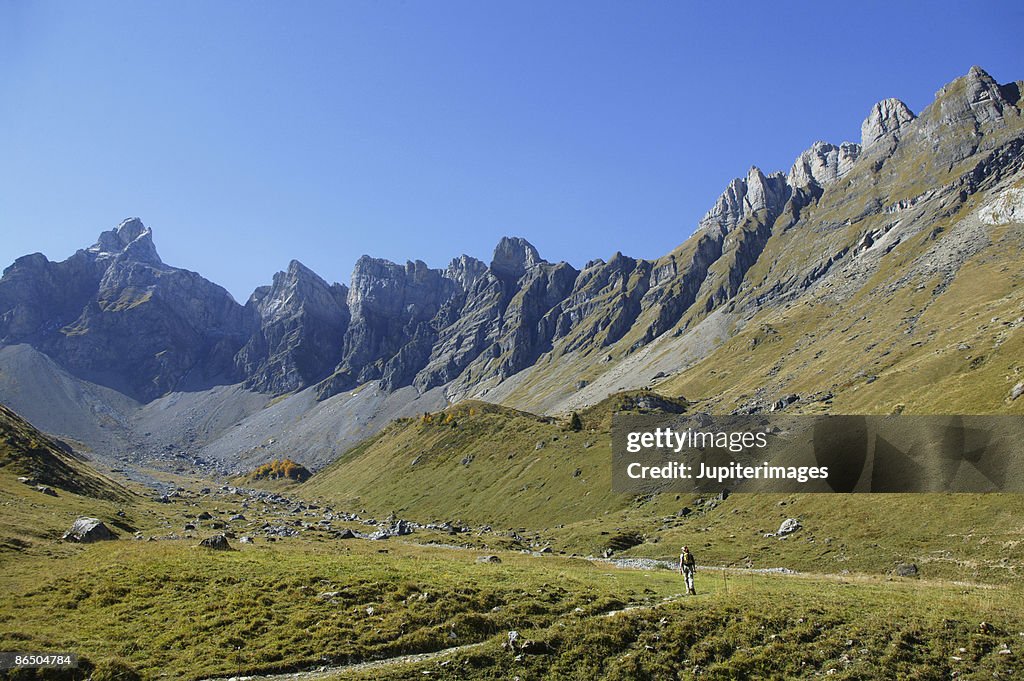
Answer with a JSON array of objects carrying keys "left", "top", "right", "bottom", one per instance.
[
  {"left": 490, "top": 237, "right": 543, "bottom": 281},
  {"left": 743, "top": 167, "right": 789, "bottom": 215},
  {"left": 932, "top": 66, "right": 1011, "bottom": 116},
  {"left": 445, "top": 255, "right": 488, "bottom": 292},
  {"left": 860, "top": 98, "right": 916, "bottom": 151},
  {"left": 267, "top": 260, "right": 345, "bottom": 310},
  {"left": 787, "top": 141, "right": 862, "bottom": 189},
  {"left": 88, "top": 217, "right": 162, "bottom": 266},
  {"left": 286, "top": 258, "right": 313, "bottom": 277},
  {"left": 236, "top": 258, "right": 349, "bottom": 394}
]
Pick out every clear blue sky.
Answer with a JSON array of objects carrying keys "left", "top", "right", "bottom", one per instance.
[{"left": 2, "top": 1, "right": 1021, "bottom": 302}]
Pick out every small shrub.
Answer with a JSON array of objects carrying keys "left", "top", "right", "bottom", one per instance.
[{"left": 249, "top": 459, "right": 311, "bottom": 482}]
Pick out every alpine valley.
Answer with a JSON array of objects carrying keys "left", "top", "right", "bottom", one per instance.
[{"left": 3, "top": 66, "right": 1024, "bottom": 681}]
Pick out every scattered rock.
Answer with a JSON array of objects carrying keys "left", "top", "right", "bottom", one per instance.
[
  {"left": 336, "top": 528, "right": 357, "bottom": 539},
  {"left": 199, "top": 534, "right": 231, "bottom": 550},
  {"left": 1011, "top": 382, "right": 1024, "bottom": 401},
  {"left": 63, "top": 517, "right": 116, "bottom": 543},
  {"left": 894, "top": 563, "right": 919, "bottom": 577},
  {"left": 777, "top": 518, "right": 802, "bottom": 536},
  {"left": 519, "top": 639, "right": 551, "bottom": 655}
]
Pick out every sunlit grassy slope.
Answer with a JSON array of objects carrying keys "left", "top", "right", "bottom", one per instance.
[{"left": 301, "top": 397, "right": 1024, "bottom": 585}]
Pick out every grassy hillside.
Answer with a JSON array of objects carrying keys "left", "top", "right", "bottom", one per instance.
[
  {"left": 660, "top": 195, "right": 1024, "bottom": 415},
  {"left": 0, "top": 527, "right": 685, "bottom": 679},
  {"left": 347, "top": 574, "right": 1024, "bottom": 680},
  {"left": 0, "top": 403, "right": 140, "bottom": 555},
  {"left": 0, "top": 404, "right": 131, "bottom": 502},
  {"left": 301, "top": 396, "right": 1024, "bottom": 584}
]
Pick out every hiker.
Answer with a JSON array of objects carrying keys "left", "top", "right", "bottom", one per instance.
[{"left": 679, "top": 545, "right": 696, "bottom": 595}]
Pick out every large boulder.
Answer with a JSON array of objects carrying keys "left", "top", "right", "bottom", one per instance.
[
  {"left": 777, "top": 518, "right": 802, "bottom": 536},
  {"left": 199, "top": 534, "right": 231, "bottom": 550},
  {"left": 63, "top": 517, "right": 116, "bottom": 543}
]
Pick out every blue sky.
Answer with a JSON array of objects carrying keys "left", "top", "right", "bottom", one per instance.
[{"left": 2, "top": 1, "right": 1021, "bottom": 302}]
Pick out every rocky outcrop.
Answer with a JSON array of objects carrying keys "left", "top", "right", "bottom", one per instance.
[
  {"left": 339, "top": 257, "right": 457, "bottom": 388},
  {"left": 552, "top": 253, "right": 652, "bottom": 352},
  {"left": 788, "top": 141, "right": 861, "bottom": 189},
  {"left": 491, "top": 237, "right": 542, "bottom": 283},
  {"left": 861, "top": 98, "right": 916, "bottom": 151},
  {"left": 235, "top": 260, "right": 349, "bottom": 394}
]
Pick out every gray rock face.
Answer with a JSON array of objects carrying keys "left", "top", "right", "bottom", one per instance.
[
  {"left": 63, "top": 517, "right": 116, "bottom": 542},
  {"left": 0, "top": 218, "right": 249, "bottom": 401},
  {"left": 339, "top": 256, "right": 456, "bottom": 388},
  {"left": 910, "top": 66, "right": 1022, "bottom": 166},
  {"left": 235, "top": 260, "right": 349, "bottom": 394},
  {"left": 861, "top": 98, "right": 916, "bottom": 151},
  {"left": 788, "top": 141, "right": 862, "bottom": 189},
  {"left": 553, "top": 252, "right": 651, "bottom": 352},
  {"left": 491, "top": 236, "right": 542, "bottom": 282},
  {"left": 325, "top": 237, "right": 582, "bottom": 397}
]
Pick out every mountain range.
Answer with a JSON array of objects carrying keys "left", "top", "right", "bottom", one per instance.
[{"left": 1, "top": 65, "right": 1022, "bottom": 474}]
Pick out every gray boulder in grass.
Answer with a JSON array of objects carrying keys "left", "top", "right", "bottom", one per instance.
[
  {"left": 63, "top": 517, "right": 116, "bottom": 543},
  {"left": 199, "top": 534, "right": 232, "bottom": 550}
]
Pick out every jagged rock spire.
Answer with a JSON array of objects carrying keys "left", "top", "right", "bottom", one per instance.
[
  {"left": 861, "top": 98, "right": 916, "bottom": 151},
  {"left": 89, "top": 217, "right": 162, "bottom": 265}
]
